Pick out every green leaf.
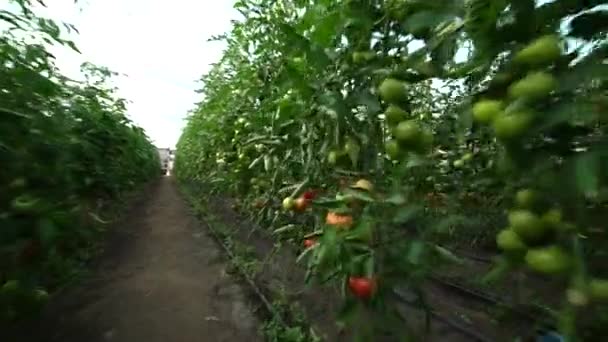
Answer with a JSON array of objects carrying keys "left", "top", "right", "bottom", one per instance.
[
  {"left": 384, "top": 193, "right": 406, "bottom": 205},
  {"left": 37, "top": 218, "right": 56, "bottom": 247},
  {"left": 342, "top": 188, "right": 375, "bottom": 202},
  {"left": 408, "top": 241, "right": 425, "bottom": 265},
  {"left": 393, "top": 205, "right": 422, "bottom": 224},
  {"left": 575, "top": 153, "right": 599, "bottom": 197}
]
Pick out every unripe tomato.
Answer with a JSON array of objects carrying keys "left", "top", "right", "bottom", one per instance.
[
  {"left": 344, "top": 139, "right": 360, "bottom": 155},
  {"left": 352, "top": 179, "right": 373, "bottom": 192},
  {"left": 385, "top": 105, "right": 408, "bottom": 126},
  {"left": 496, "top": 229, "right": 527, "bottom": 252},
  {"left": 462, "top": 153, "right": 473, "bottom": 162},
  {"left": 415, "top": 128, "right": 434, "bottom": 153},
  {"left": 514, "top": 35, "right": 561, "bottom": 66},
  {"left": 589, "top": 278, "right": 608, "bottom": 300},
  {"left": 328, "top": 150, "right": 338, "bottom": 165},
  {"left": 508, "top": 210, "right": 546, "bottom": 242},
  {"left": 352, "top": 51, "right": 375, "bottom": 63},
  {"left": 303, "top": 239, "right": 317, "bottom": 248},
  {"left": 453, "top": 159, "right": 464, "bottom": 168},
  {"left": 348, "top": 276, "right": 376, "bottom": 299},
  {"left": 541, "top": 209, "right": 562, "bottom": 228},
  {"left": 282, "top": 197, "right": 294, "bottom": 210},
  {"left": 472, "top": 100, "right": 502, "bottom": 124},
  {"left": 293, "top": 197, "right": 309, "bottom": 212},
  {"left": 525, "top": 246, "right": 570, "bottom": 274},
  {"left": 493, "top": 113, "right": 532, "bottom": 141},
  {"left": 566, "top": 288, "right": 588, "bottom": 306},
  {"left": 379, "top": 78, "right": 407, "bottom": 103},
  {"left": 514, "top": 189, "right": 537, "bottom": 209},
  {"left": 508, "top": 72, "right": 557, "bottom": 99},
  {"left": 385, "top": 140, "right": 401, "bottom": 159},
  {"left": 394, "top": 120, "right": 421, "bottom": 146}
]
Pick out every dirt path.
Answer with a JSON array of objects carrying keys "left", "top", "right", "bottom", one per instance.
[{"left": 15, "top": 178, "right": 261, "bottom": 342}]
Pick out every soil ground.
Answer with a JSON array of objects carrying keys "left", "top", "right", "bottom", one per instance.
[{"left": 8, "top": 177, "right": 261, "bottom": 342}]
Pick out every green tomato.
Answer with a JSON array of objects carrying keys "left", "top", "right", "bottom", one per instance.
[
  {"left": 541, "top": 209, "right": 562, "bottom": 228},
  {"left": 385, "top": 105, "right": 408, "bottom": 126},
  {"left": 453, "top": 159, "right": 464, "bottom": 168},
  {"left": 496, "top": 229, "right": 527, "bottom": 252},
  {"left": 493, "top": 113, "right": 532, "bottom": 141},
  {"left": 508, "top": 210, "right": 546, "bottom": 243},
  {"left": 589, "top": 278, "right": 608, "bottom": 300},
  {"left": 378, "top": 78, "right": 407, "bottom": 104},
  {"left": 514, "top": 189, "right": 537, "bottom": 209},
  {"left": 525, "top": 246, "right": 570, "bottom": 274},
  {"left": 415, "top": 128, "right": 434, "bottom": 153},
  {"left": 462, "top": 153, "right": 473, "bottom": 162},
  {"left": 393, "top": 120, "right": 421, "bottom": 146},
  {"left": 328, "top": 151, "right": 338, "bottom": 165},
  {"left": 508, "top": 72, "right": 557, "bottom": 99},
  {"left": 514, "top": 35, "right": 561, "bottom": 66},
  {"left": 385, "top": 140, "right": 401, "bottom": 159},
  {"left": 282, "top": 197, "right": 294, "bottom": 210},
  {"left": 344, "top": 138, "right": 360, "bottom": 155},
  {"left": 472, "top": 100, "right": 502, "bottom": 124},
  {"left": 352, "top": 51, "right": 375, "bottom": 63}
]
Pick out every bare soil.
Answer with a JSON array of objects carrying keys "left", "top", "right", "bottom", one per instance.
[{"left": 8, "top": 178, "right": 261, "bottom": 342}]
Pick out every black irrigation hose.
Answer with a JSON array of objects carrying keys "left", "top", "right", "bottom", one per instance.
[
  {"left": 429, "top": 274, "right": 541, "bottom": 322},
  {"left": 392, "top": 288, "right": 494, "bottom": 342},
  {"left": 195, "top": 209, "right": 286, "bottom": 327}
]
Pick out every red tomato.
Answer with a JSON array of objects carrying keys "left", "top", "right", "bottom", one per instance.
[
  {"left": 302, "top": 190, "right": 317, "bottom": 201},
  {"left": 303, "top": 239, "right": 316, "bottom": 248},
  {"left": 348, "top": 276, "right": 376, "bottom": 299}
]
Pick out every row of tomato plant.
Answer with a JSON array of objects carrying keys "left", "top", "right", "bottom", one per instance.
[
  {"left": 175, "top": 0, "right": 607, "bottom": 340},
  {"left": 1, "top": 1, "right": 160, "bottom": 323}
]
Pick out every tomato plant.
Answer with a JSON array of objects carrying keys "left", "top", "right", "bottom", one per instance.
[
  {"left": 175, "top": 0, "right": 607, "bottom": 339},
  {"left": 1, "top": 0, "right": 160, "bottom": 322}
]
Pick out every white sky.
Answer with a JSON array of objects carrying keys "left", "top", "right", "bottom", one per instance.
[{"left": 29, "top": 0, "right": 240, "bottom": 148}]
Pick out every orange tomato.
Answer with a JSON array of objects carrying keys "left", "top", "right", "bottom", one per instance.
[{"left": 326, "top": 211, "right": 354, "bottom": 228}]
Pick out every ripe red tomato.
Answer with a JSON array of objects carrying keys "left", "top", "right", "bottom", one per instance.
[
  {"left": 302, "top": 190, "right": 317, "bottom": 201},
  {"left": 348, "top": 276, "right": 376, "bottom": 299},
  {"left": 303, "top": 239, "right": 316, "bottom": 248}
]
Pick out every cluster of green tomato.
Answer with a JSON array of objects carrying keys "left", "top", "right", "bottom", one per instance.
[
  {"left": 378, "top": 78, "right": 434, "bottom": 159},
  {"left": 496, "top": 189, "right": 608, "bottom": 303},
  {"left": 482, "top": 35, "right": 608, "bottom": 303},
  {"left": 472, "top": 35, "right": 561, "bottom": 139}
]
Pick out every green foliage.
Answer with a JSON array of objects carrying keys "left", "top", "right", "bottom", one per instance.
[
  {"left": 0, "top": 1, "right": 160, "bottom": 322},
  {"left": 176, "top": 0, "right": 607, "bottom": 339}
]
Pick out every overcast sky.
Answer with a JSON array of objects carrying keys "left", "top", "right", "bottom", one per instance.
[{"left": 30, "top": 0, "right": 240, "bottom": 148}]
